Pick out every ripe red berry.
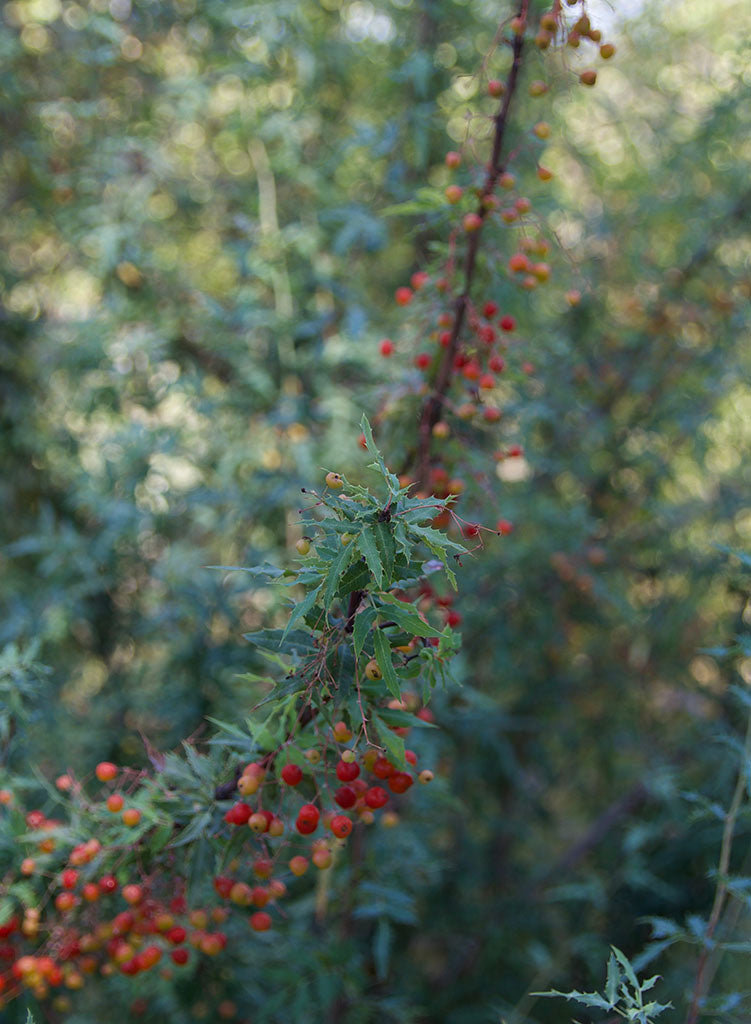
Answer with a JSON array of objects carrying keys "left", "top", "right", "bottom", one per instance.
[
  {"left": 483, "top": 301, "right": 499, "bottom": 319},
  {"left": 122, "top": 884, "right": 143, "bottom": 906},
  {"left": 99, "top": 874, "right": 118, "bottom": 895},
  {"left": 497, "top": 518, "right": 514, "bottom": 535},
  {"left": 122, "top": 808, "right": 141, "bottom": 827},
  {"left": 106, "top": 793, "right": 124, "bottom": 813},
  {"left": 489, "top": 355, "right": 506, "bottom": 373},
  {"left": 365, "top": 786, "right": 389, "bottom": 809},
  {"left": 415, "top": 353, "right": 431, "bottom": 370},
  {"left": 372, "top": 757, "right": 395, "bottom": 779},
  {"left": 411, "top": 270, "right": 429, "bottom": 290},
  {"left": 388, "top": 772, "right": 414, "bottom": 794},
  {"left": 379, "top": 338, "right": 394, "bottom": 357},
  {"left": 296, "top": 804, "right": 320, "bottom": 835},
  {"left": 487, "top": 79, "right": 505, "bottom": 98},
  {"left": 508, "top": 444, "right": 524, "bottom": 457},
  {"left": 330, "top": 815, "right": 353, "bottom": 839},
  {"left": 95, "top": 761, "right": 118, "bottom": 782},
  {"left": 61, "top": 869, "right": 78, "bottom": 890},
  {"left": 335, "top": 760, "right": 360, "bottom": 782},
  {"left": 213, "top": 876, "right": 234, "bottom": 899},
  {"left": 280, "top": 764, "right": 303, "bottom": 786},
  {"left": 445, "top": 150, "right": 461, "bottom": 168},
  {"left": 250, "top": 912, "right": 272, "bottom": 932},
  {"left": 334, "top": 785, "right": 357, "bottom": 809},
  {"left": 405, "top": 750, "right": 418, "bottom": 766},
  {"left": 438, "top": 331, "right": 452, "bottom": 347},
  {"left": 395, "top": 286, "right": 413, "bottom": 306},
  {"left": 499, "top": 315, "right": 516, "bottom": 332},
  {"left": 167, "top": 926, "right": 187, "bottom": 944},
  {"left": 170, "top": 948, "right": 189, "bottom": 965},
  {"left": 463, "top": 212, "right": 483, "bottom": 233}
]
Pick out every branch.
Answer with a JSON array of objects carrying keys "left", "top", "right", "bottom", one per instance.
[{"left": 414, "top": 0, "right": 529, "bottom": 490}]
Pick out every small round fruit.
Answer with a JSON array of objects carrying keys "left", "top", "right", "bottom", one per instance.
[
  {"left": 364, "top": 659, "right": 382, "bottom": 681},
  {"left": 487, "top": 79, "right": 505, "bottom": 97},
  {"left": 280, "top": 764, "right": 303, "bottom": 787},
  {"left": 95, "top": 762, "right": 118, "bottom": 783},
  {"left": 579, "top": 70, "right": 597, "bottom": 87},
  {"left": 388, "top": 772, "right": 414, "bottom": 794},
  {"left": 379, "top": 338, "right": 394, "bottom": 357},
  {"left": 445, "top": 185, "right": 463, "bottom": 204},
  {"left": 289, "top": 856, "right": 309, "bottom": 877},
  {"left": 296, "top": 804, "right": 320, "bottom": 835},
  {"left": 336, "top": 760, "right": 360, "bottom": 782},
  {"left": 122, "top": 808, "right": 141, "bottom": 827},
  {"left": 418, "top": 769, "right": 434, "bottom": 784},
  {"left": 330, "top": 815, "right": 353, "bottom": 839},
  {"left": 295, "top": 538, "right": 311, "bottom": 555},
  {"left": 106, "top": 793, "right": 124, "bottom": 813},
  {"left": 325, "top": 472, "right": 343, "bottom": 489},
  {"left": 365, "top": 786, "right": 389, "bottom": 809},
  {"left": 445, "top": 150, "right": 461, "bottom": 168}
]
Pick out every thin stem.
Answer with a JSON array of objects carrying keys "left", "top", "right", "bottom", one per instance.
[
  {"left": 414, "top": 0, "right": 529, "bottom": 490},
  {"left": 685, "top": 711, "right": 751, "bottom": 1024}
]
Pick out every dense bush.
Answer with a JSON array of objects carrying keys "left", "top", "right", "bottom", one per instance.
[{"left": 2, "top": 0, "right": 751, "bottom": 1021}]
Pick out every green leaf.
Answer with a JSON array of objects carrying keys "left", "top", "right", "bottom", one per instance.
[
  {"left": 373, "top": 918, "right": 392, "bottom": 981},
  {"left": 353, "top": 606, "right": 378, "bottom": 658},
  {"left": 606, "top": 951, "right": 620, "bottom": 1005},
  {"left": 358, "top": 527, "right": 383, "bottom": 587},
  {"left": 373, "top": 713, "right": 407, "bottom": 769},
  {"left": 283, "top": 585, "right": 323, "bottom": 640},
  {"left": 612, "top": 946, "right": 640, "bottom": 994},
  {"left": 372, "top": 521, "right": 396, "bottom": 582},
  {"left": 378, "top": 593, "right": 443, "bottom": 637},
  {"left": 323, "top": 543, "right": 355, "bottom": 611},
  {"left": 373, "top": 629, "right": 401, "bottom": 700}
]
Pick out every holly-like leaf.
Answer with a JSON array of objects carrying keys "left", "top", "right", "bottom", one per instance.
[
  {"left": 358, "top": 527, "right": 384, "bottom": 587},
  {"left": 378, "top": 593, "right": 443, "bottom": 637},
  {"left": 373, "top": 628, "right": 401, "bottom": 700},
  {"left": 353, "top": 606, "right": 378, "bottom": 658}
]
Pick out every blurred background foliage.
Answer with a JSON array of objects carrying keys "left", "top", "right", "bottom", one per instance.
[{"left": 3, "top": 0, "right": 751, "bottom": 1020}]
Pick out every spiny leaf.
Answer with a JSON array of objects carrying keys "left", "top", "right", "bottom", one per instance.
[{"left": 373, "top": 628, "right": 401, "bottom": 700}]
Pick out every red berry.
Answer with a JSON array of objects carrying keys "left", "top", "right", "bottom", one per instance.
[
  {"left": 213, "top": 876, "right": 234, "bottom": 899},
  {"left": 95, "top": 762, "right": 118, "bottom": 782},
  {"left": 335, "top": 760, "right": 360, "bottom": 782},
  {"left": 508, "top": 444, "right": 524, "bottom": 457},
  {"left": 280, "top": 764, "right": 303, "bottom": 786},
  {"left": 395, "top": 286, "right": 413, "bottom": 306},
  {"left": 499, "top": 315, "right": 516, "bottom": 331},
  {"left": 334, "top": 786, "right": 357, "bottom": 809},
  {"left": 365, "top": 786, "right": 389, "bottom": 809},
  {"left": 463, "top": 212, "right": 483, "bottom": 233},
  {"left": 497, "top": 519, "right": 514, "bottom": 535},
  {"left": 483, "top": 301, "right": 499, "bottom": 318},
  {"left": 106, "top": 793, "right": 124, "bottom": 813},
  {"left": 372, "top": 757, "right": 395, "bottom": 779},
  {"left": 411, "top": 271, "right": 429, "bottom": 290},
  {"left": 445, "top": 151, "right": 461, "bottom": 168},
  {"left": 415, "top": 353, "right": 431, "bottom": 370},
  {"left": 61, "top": 869, "right": 78, "bottom": 890},
  {"left": 439, "top": 331, "right": 452, "bottom": 347},
  {"left": 489, "top": 355, "right": 506, "bottom": 373},
  {"left": 170, "top": 948, "right": 189, "bottom": 965},
  {"left": 296, "top": 804, "right": 320, "bottom": 835},
  {"left": 99, "top": 874, "right": 118, "bottom": 895},
  {"left": 122, "top": 884, "right": 143, "bottom": 906},
  {"left": 405, "top": 750, "right": 418, "bottom": 766},
  {"left": 330, "top": 815, "right": 353, "bottom": 839},
  {"left": 167, "top": 926, "right": 187, "bottom": 944},
  {"left": 487, "top": 79, "right": 505, "bottom": 98},
  {"left": 388, "top": 772, "right": 414, "bottom": 794},
  {"left": 250, "top": 912, "right": 272, "bottom": 932},
  {"left": 379, "top": 338, "right": 394, "bottom": 357}
]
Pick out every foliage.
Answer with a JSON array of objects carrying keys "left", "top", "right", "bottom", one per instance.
[{"left": 2, "top": 0, "right": 751, "bottom": 1021}]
